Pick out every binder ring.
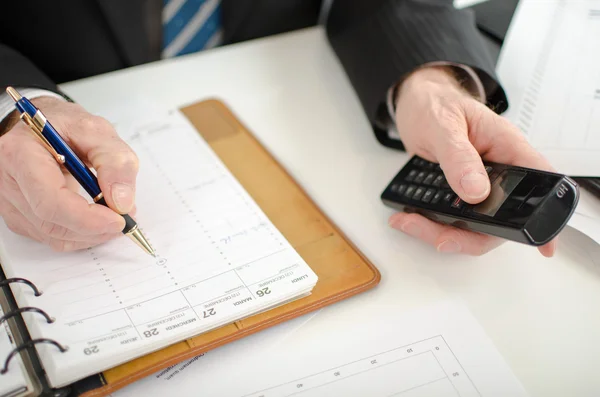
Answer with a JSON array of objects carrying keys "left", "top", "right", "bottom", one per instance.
[
  {"left": 0, "top": 307, "right": 55, "bottom": 325},
  {"left": 0, "top": 278, "right": 42, "bottom": 296},
  {"left": 1, "top": 338, "right": 68, "bottom": 374}
]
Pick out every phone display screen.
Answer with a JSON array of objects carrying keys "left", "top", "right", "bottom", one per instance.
[{"left": 472, "top": 170, "right": 526, "bottom": 217}]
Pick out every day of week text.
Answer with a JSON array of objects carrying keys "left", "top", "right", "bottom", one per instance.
[
  {"left": 233, "top": 297, "right": 253, "bottom": 306},
  {"left": 87, "top": 331, "right": 127, "bottom": 346},
  {"left": 204, "top": 291, "right": 240, "bottom": 309},
  {"left": 146, "top": 313, "right": 187, "bottom": 329},
  {"left": 258, "top": 272, "right": 293, "bottom": 288},
  {"left": 165, "top": 318, "right": 197, "bottom": 331}
]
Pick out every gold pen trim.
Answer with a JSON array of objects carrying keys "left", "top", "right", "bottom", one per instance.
[
  {"left": 20, "top": 112, "right": 66, "bottom": 164},
  {"left": 125, "top": 224, "right": 156, "bottom": 257},
  {"left": 6, "top": 87, "right": 20, "bottom": 102},
  {"left": 93, "top": 192, "right": 104, "bottom": 203}
]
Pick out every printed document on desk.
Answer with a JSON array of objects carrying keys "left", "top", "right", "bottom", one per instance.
[
  {"left": 111, "top": 301, "right": 529, "bottom": 397},
  {"left": 496, "top": 0, "right": 600, "bottom": 176}
]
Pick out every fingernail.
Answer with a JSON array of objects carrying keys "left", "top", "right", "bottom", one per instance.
[
  {"left": 460, "top": 172, "right": 490, "bottom": 200},
  {"left": 400, "top": 222, "right": 421, "bottom": 238},
  {"left": 437, "top": 240, "right": 461, "bottom": 253},
  {"left": 111, "top": 183, "right": 134, "bottom": 213}
]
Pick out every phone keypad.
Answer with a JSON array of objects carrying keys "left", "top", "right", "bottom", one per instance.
[
  {"left": 431, "top": 174, "right": 444, "bottom": 187},
  {"left": 423, "top": 173, "right": 435, "bottom": 185},
  {"left": 388, "top": 157, "right": 497, "bottom": 211}
]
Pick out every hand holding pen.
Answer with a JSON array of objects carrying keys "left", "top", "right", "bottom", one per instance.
[{"left": 0, "top": 88, "right": 154, "bottom": 256}]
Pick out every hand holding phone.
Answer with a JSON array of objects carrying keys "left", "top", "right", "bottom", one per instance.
[{"left": 382, "top": 155, "right": 579, "bottom": 247}]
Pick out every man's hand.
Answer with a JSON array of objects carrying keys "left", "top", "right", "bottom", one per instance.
[
  {"left": 0, "top": 97, "right": 139, "bottom": 251},
  {"left": 389, "top": 66, "right": 556, "bottom": 257}
]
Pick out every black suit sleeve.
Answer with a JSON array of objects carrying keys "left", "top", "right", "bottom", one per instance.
[
  {"left": 0, "top": 43, "right": 59, "bottom": 93},
  {"left": 0, "top": 43, "right": 68, "bottom": 135},
  {"left": 325, "top": 0, "right": 508, "bottom": 149}
]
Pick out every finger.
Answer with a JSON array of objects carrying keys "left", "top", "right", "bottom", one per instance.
[
  {"left": 8, "top": 188, "right": 122, "bottom": 241},
  {"left": 1, "top": 194, "right": 119, "bottom": 248},
  {"left": 538, "top": 240, "right": 557, "bottom": 257},
  {"left": 463, "top": 103, "right": 559, "bottom": 257},
  {"left": 431, "top": 100, "right": 490, "bottom": 204},
  {"left": 466, "top": 101, "right": 554, "bottom": 172},
  {"left": 389, "top": 212, "right": 504, "bottom": 256},
  {"left": 42, "top": 232, "right": 122, "bottom": 252},
  {"left": 7, "top": 132, "right": 125, "bottom": 235},
  {"left": 1, "top": 189, "right": 117, "bottom": 243},
  {"left": 63, "top": 115, "right": 139, "bottom": 214},
  {"left": 5, "top": 198, "right": 121, "bottom": 250},
  {"left": 0, "top": 196, "right": 41, "bottom": 242},
  {"left": 25, "top": 218, "right": 122, "bottom": 251},
  {"left": 389, "top": 211, "right": 557, "bottom": 257}
]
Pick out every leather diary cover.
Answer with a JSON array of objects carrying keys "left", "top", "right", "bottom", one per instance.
[{"left": 78, "top": 99, "right": 381, "bottom": 396}]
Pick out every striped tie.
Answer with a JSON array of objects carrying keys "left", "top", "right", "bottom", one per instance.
[{"left": 162, "top": 0, "right": 223, "bottom": 58}]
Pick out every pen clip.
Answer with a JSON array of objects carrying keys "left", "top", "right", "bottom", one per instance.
[{"left": 20, "top": 112, "right": 65, "bottom": 164}]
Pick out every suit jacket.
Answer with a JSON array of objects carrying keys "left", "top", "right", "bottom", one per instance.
[{"left": 0, "top": 0, "right": 507, "bottom": 149}]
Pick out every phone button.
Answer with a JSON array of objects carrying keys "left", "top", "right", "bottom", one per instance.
[
  {"left": 423, "top": 173, "right": 436, "bottom": 185},
  {"left": 413, "top": 186, "right": 426, "bottom": 200},
  {"left": 422, "top": 188, "right": 435, "bottom": 203},
  {"left": 406, "top": 170, "right": 418, "bottom": 182},
  {"left": 431, "top": 191, "right": 443, "bottom": 204},
  {"left": 432, "top": 175, "right": 445, "bottom": 187},
  {"left": 414, "top": 171, "right": 427, "bottom": 184},
  {"left": 404, "top": 185, "right": 417, "bottom": 198}
]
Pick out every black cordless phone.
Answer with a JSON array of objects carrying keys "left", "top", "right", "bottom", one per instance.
[{"left": 381, "top": 155, "right": 579, "bottom": 246}]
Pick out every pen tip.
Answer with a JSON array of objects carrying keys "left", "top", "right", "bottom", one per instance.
[
  {"left": 126, "top": 227, "right": 156, "bottom": 258},
  {"left": 6, "top": 87, "right": 21, "bottom": 102}
]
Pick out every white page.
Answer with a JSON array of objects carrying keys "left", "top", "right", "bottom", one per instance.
[
  {"left": 111, "top": 300, "right": 528, "bottom": 397},
  {"left": 0, "top": 306, "right": 32, "bottom": 397},
  {"left": 568, "top": 212, "right": 600, "bottom": 246},
  {"left": 496, "top": 0, "right": 600, "bottom": 176},
  {"left": 0, "top": 108, "right": 317, "bottom": 387},
  {"left": 573, "top": 188, "right": 600, "bottom": 221}
]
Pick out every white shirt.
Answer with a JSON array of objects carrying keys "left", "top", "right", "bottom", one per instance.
[{"left": 0, "top": 87, "right": 65, "bottom": 121}]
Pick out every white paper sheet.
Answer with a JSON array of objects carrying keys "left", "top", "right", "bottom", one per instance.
[
  {"left": 0, "top": 108, "right": 317, "bottom": 387},
  {"left": 111, "top": 300, "right": 528, "bottom": 397},
  {"left": 568, "top": 211, "right": 600, "bottom": 246},
  {"left": 496, "top": 0, "right": 600, "bottom": 176}
]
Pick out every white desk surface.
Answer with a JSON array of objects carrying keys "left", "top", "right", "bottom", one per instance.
[{"left": 60, "top": 27, "right": 600, "bottom": 397}]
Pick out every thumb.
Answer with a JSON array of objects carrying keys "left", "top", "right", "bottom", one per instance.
[
  {"left": 68, "top": 115, "right": 139, "bottom": 214},
  {"left": 434, "top": 114, "right": 490, "bottom": 204}
]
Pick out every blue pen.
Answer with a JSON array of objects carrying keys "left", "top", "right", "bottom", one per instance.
[{"left": 6, "top": 86, "right": 155, "bottom": 257}]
